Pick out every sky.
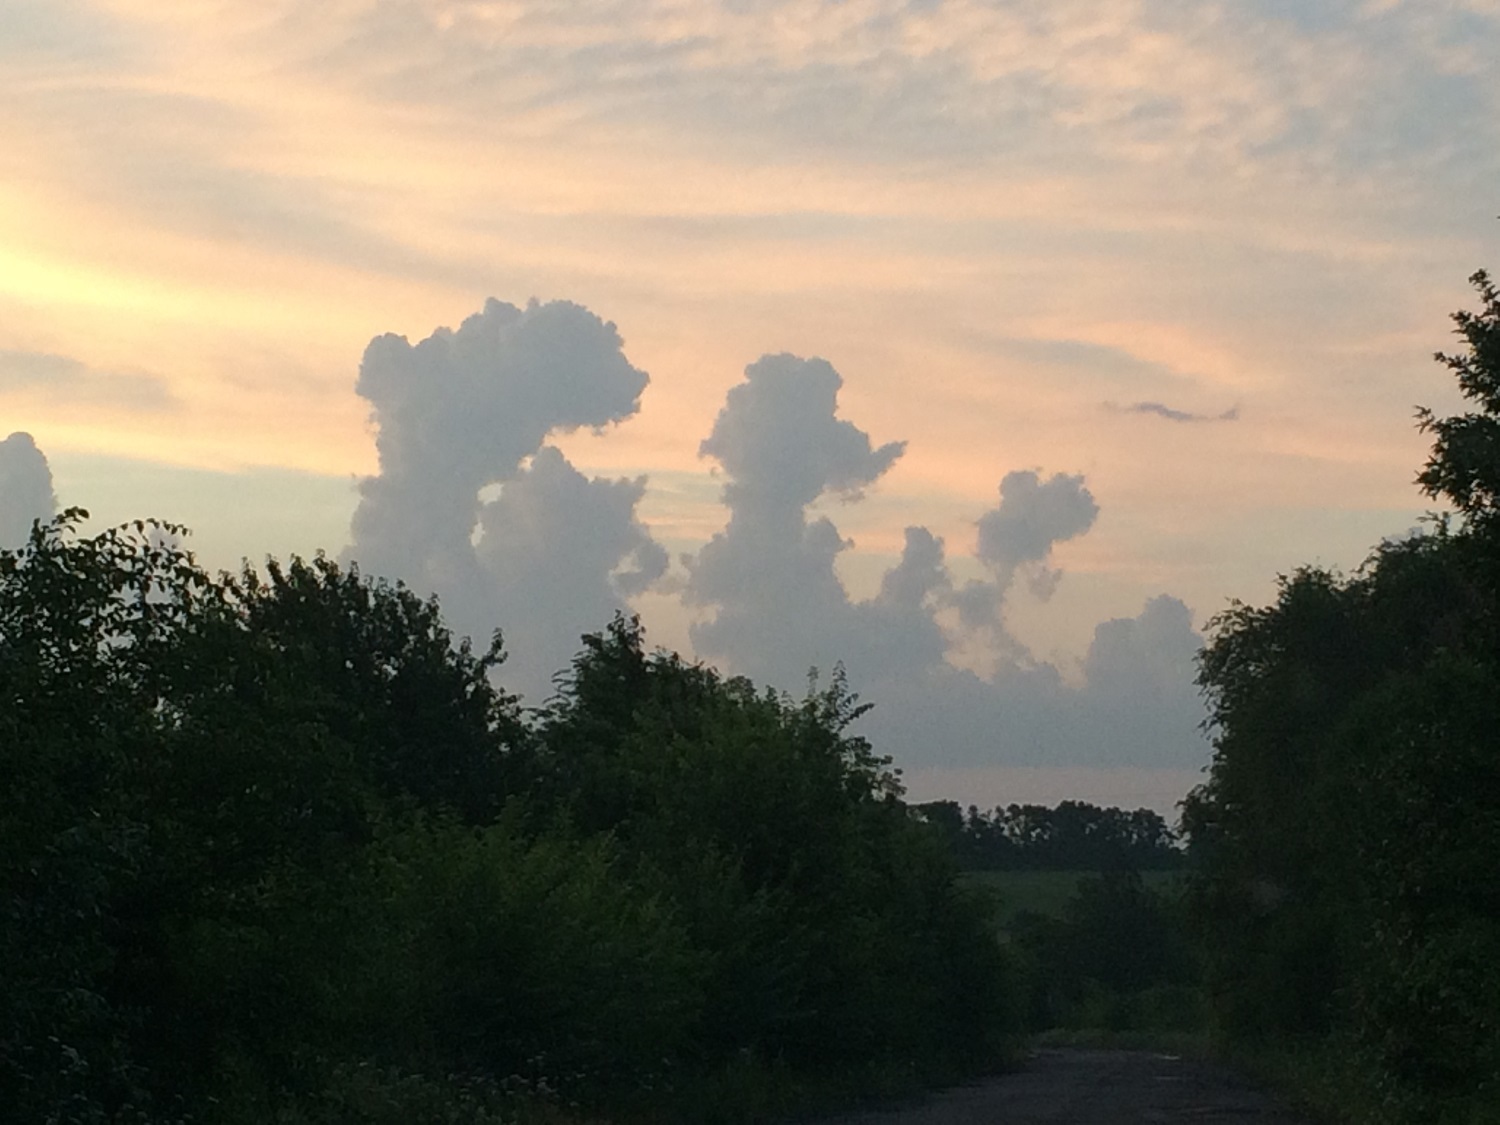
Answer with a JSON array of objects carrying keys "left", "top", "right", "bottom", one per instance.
[{"left": 3, "top": 0, "right": 1499, "bottom": 817}]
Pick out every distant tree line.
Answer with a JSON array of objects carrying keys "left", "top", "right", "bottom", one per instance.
[
  {"left": 1184, "top": 270, "right": 1500, "bottom": 1123},
  {"left": 0, "top": 519, "right": 1016, "bottom": 1125},
  {"left": 914, "top": 799, "right": 1185, "bottom": 872}
]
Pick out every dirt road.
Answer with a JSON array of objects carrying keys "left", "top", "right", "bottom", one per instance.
[{"left": 817, "top": 1048, "right": 1316, "bottom": 1124}]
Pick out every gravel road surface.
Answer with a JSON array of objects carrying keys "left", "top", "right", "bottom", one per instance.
[{"left": 817, "top": 1048, "right": 1316, "bottom": 1124}]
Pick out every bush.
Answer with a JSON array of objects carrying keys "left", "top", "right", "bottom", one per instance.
[{"left": 1012, "top": 872, "right": 1201, "bottom": 1033}]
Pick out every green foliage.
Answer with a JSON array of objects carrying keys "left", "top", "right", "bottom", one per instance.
[
  {"left": 1418, "top": 269, "right": 1500, "bottom": 526},
  {"left": 178, "top": 553, "right": 525, "bottom": 828},
  {"left": 0, "top": 511, "right": 206, "bottom": 1124},
  {"left": 1005, "top": 872, "right": 1202, "bottom": 1034},
  {"left": 2, "top": 526, "right": 1016, "bottom": 1122},
  {"left": 1339, "top": 657, "right": 1500, "bottom": 1113},
  {"left": 961, "top": 867, "right": 1184, "bottom": 928},
  {"left": 1185, "top": 269, "right": 1500, "bottom": 1122},
  {"left": 337, "top": 814, "right": 704, "bottom": 1096},
  {"left": 534, "top": 616, "right": 1018, "bottom": 1077}
]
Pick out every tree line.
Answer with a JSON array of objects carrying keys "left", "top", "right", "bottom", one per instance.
[
  {"left": 1183, "top": 269, "right": 1500, "bottom": 1123},
  {"left": 0, "top": 521, "right": 1015, "bottom": 1125},
  {"left": 914, "top": 799, "right": 1184, "bottom": 872}
]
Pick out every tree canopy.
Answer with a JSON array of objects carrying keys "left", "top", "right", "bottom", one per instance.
[
  {"left": 1183, "top": 269, "right": 1500, "bottom": 1122},
  {"left": 914, "top": 799, "right": 1184, "bottom": 872},
  {"left": 0, "top": 520, "right": 1015, "bottom": 1124}
]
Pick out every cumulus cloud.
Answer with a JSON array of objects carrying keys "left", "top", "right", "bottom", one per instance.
[
  {"left": 977, "top": 468, "right": 1098, "bottom": 600},
  {"left": 877, "top": 525, "right": 949, "bottom": 610},
  {"left": 340, "top": 307, "right": 1209, "bottom": 770},
  {"left": 682, "top": 352, "right": 1208, "bottom": 772},
  {"left": 947, "top": 469, "right": 1098, "bottom": 642},
  {"left": 863, "top": 593, "right": 1208, "bottom": 771},
  {"left": 1083, "top": 595, "right": 1204, "bottom": 704},
  {"left": 0, "top": 431, "right": 57, "bottom": 550},
  {"left": 698, "top": 354, "right": 905, "bottom": 510},
  {"left": 1112, "top": 400, "right": 1240, "bottom": 423},
  {"left": 344, "top": 298, "right": 666, "bottom": 701},
  {"left": 977, "top": 470, "right": 1098, "bottom": 579},
  {"left": 464, "top": 444, "right": 667, "bottom": 637},
  {"left": 685, "top": 353, "right": 929, "bottom": 688}
]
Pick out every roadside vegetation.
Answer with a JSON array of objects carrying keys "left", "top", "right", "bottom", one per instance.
[
  {"left": 924, "top": 267, "right": 1500, "bottom": 1125},
  {"left": 1182, "top": 270, "right": 1500, "bottom": 1124},
  {"left": 5, "top": 269, "right": 1498, "bottom": 1124},
  {"left": 0, "top": 534, "right": 1015, "bottom": 1125}
]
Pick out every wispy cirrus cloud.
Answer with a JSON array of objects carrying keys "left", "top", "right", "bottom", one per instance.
[
  {"left": 1110, "top": 400, "right": 1240, "bottom": 424},
  {"left": 198, "top": 0, "right": 1499, "bottom": 185},
  {"left": 0, "top": 349, "right": 176, "bottom": 411}
]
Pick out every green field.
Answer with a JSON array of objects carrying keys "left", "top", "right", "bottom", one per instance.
[{"left": 961, "top": 869, "right": 1186, "bottom": 931}]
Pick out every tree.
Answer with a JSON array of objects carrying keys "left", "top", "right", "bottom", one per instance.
[
  {"left": 0, "top": 516, "right": 533, "bottom": 1119},
  {"left": 534, "top": 615, "right": 1014, "bottom": 1072},
  {"left": 1183, "top": 267, "right": 1500, "bottom": 1119},
  {"left": 1, "top": 511, "right": 207, "bottom": 1122},
  {"left": 1417, "top": 269, "right": 1500, "bottom": 526}
]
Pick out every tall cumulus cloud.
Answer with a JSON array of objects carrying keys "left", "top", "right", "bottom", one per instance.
[
  {"left": 0, "top": 432, "right": 57, "bottom": 550},
  {"left": 683, "top": 353, "right": 1208, "bottom": 771},
  {"left": 345, "top": 298, "right": 667, "bottom": 701},
  {"left": 685, "top": 354, "right": 943, "bottom": 688}
]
